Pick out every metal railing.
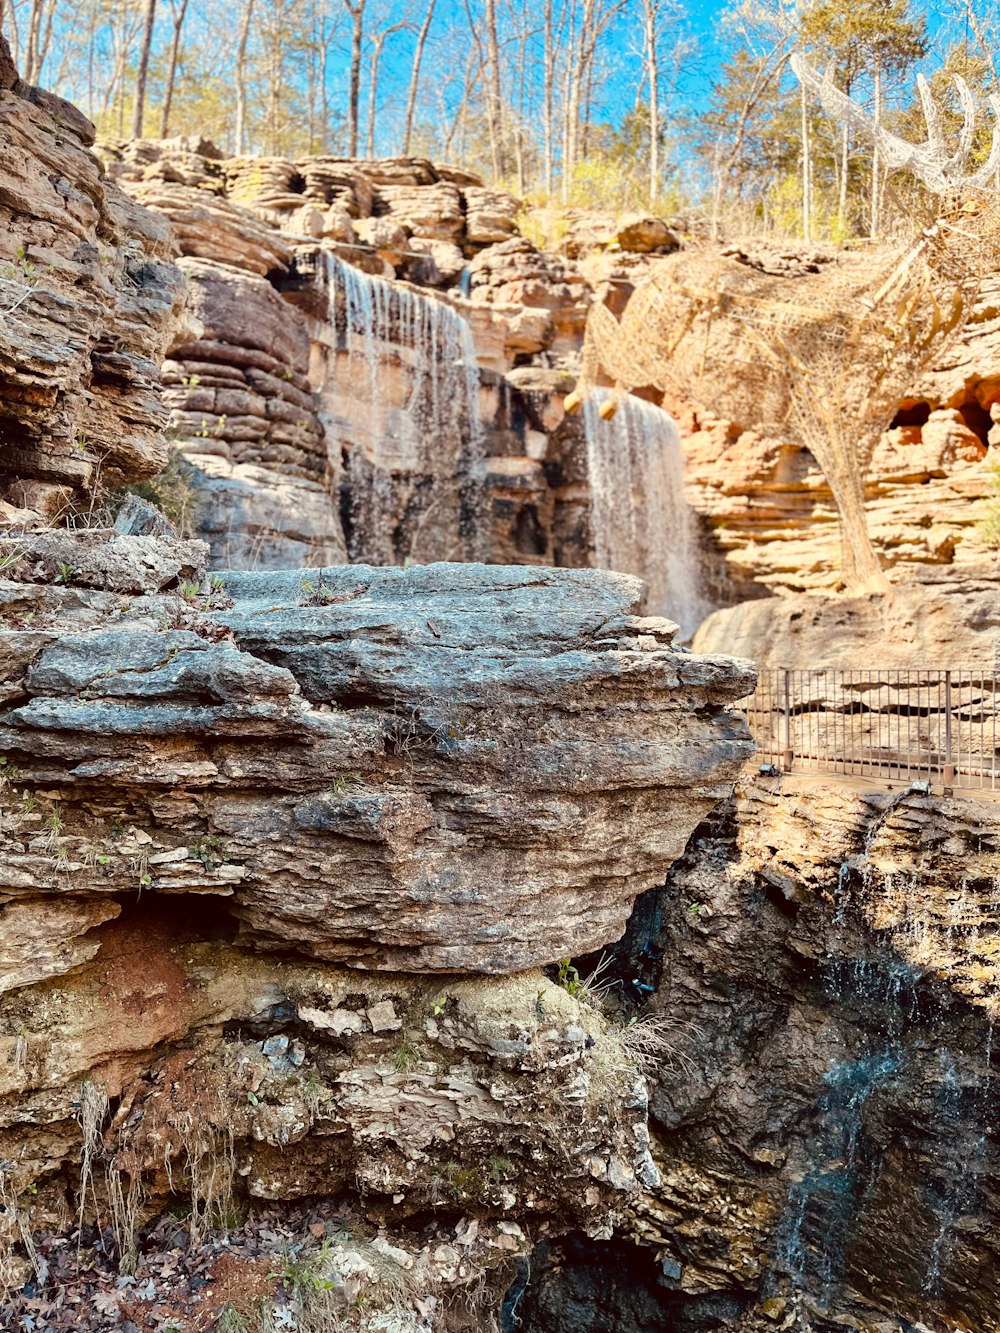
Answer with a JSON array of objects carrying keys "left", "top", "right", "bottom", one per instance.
[{"left": 745, "top": 669, "right": 1000, "bottom": 791}]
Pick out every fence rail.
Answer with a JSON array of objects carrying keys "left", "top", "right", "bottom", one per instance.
[{"left": 745, "top": 669, "right": 1000, "bottom": 791}]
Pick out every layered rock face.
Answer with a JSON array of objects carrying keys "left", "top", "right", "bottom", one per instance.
[
  {"left": 21, "top": 113, "right": 995, "bottom": 634},
  {"left": 665, "top": 265, "right": 1000, "bottom": 608},
  {"left": 95, "top": 138, "right": 712, "bottom": 596},
  {"left": 95, "top": 137, "right": 597, "bottom": 571},
  {"left": 0, "top": 36, "right": 185, "bottom": 521},
  {"left": 0, "top": 907, "right": 661, "bottom": 1321},
  {"left": 0, "top": 537, "right": 753, "bottom": 973},
  {"left": 693, "top": 562, "right": 1000, "bottom": 669},
  {"left": 0, "top": 60, "right": 766, "bottom": 1329},
  {"left": 0, "top": 525, "right": 755, "bottom": 1323},
  {"left": 520, "top": 775, "right": 1000, "bottom": 1332}
]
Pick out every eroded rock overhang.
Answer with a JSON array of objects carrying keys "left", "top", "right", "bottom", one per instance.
[{"left": 0, "top": 535, "right": 756, "bottom": 974}]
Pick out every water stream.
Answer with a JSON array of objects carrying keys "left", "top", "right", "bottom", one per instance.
[
  {"left": 320, "top": 251, "right": 488, "bottom": 565},
  {"left": 582, "top": 391, "right": 710, "bottom": 639},
  {"left": 769, "top": 796, "right": 999, "bottom": 1328}
]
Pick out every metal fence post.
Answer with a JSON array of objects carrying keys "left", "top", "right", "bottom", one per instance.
[
  {"left": 943, "top": 670, "right": 955, "bottom": 789},
  {"left": 783, "top": 669, "right": 794, "bottom": 771}
]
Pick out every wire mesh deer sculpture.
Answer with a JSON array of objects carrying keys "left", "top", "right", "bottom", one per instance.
[{"left": 568, "top": 55, "right": 1000, "bottom": 593}]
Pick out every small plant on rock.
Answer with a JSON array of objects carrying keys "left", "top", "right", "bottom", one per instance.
[
  {"left": 300, "top": 575, "right": 340, "bottom": 606},
  {"left": 191, "top": 835, "right": 224, "bottom": 872},
  {"left": 393, "top": 1039, "right": 420, "bottom": 1072},
  {"left": 487, "top": 1154, "right": 514, "bottom": 1182}
]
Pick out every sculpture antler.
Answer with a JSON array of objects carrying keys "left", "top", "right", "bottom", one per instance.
[{"left": 790, "top": 52, "right": 1000, "bottom": 193}]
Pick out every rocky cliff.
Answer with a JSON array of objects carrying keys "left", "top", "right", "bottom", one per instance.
[
  {"left": 0, "top": 46, "right": 769, "bottom": 1330},
  {"left": 519, "top": 774, "right": 1000, "bottom": 1333},
  {"left": 0, "top": 35, "right": 185, "bottom": 523},
  {"left": 0, "top": 527, "right": 754, "bottom": 1328},
  {"left": 6, "top": 35, "right": 1000, "bottom": 1333}
]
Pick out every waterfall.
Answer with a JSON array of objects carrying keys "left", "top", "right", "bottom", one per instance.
[
  {"left": 320, "top": 252, "right": 487, "bottom": 565},
  {"left": 774, "top": 1047, "right": 904, "bottom": 1315},
  {"left": 583, "top": 391, "right": 710, "bottom": 640}
]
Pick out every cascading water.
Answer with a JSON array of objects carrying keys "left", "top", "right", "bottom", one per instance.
[
  {"left": 775, "top": 1047, "right": 904, "bottom": 1318},
  {"left": 582, "top": 391, "right": 710, "bottom": 640},
  {"left": 768, "top": 796, "right": 1000, "bottom": 1329},
  {"left": 320, "top": 252, "right": 488, "bottom": 565}
]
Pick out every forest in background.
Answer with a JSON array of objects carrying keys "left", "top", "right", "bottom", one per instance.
[{"left": 1, "top": 0, "right": 999, "bottom": 240}]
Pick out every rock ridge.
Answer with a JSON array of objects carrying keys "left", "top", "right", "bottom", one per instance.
[{"left": 0, "top": 538, "right": 755, "bottom": 974}]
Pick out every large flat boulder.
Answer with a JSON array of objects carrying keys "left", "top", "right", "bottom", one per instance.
[{"left": 0, "top": 543, "right": 754, "bottom": 973}]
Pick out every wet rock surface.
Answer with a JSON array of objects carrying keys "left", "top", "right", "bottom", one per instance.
[{"left": 521, "top": 776, "right": 1000, "bottom": 1333}]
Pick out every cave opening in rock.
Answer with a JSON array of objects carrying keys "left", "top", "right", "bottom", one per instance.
[
  {"left": 889, "top": 400, "right": 932, "bottom": 429},
  {"left": 958, "top": 399, "right": 992, "bottom": 448},
  {"left": 106, "top": 889, "right": 241, "bottom": 947},
  {"left": 505, "top": 1234, "right": 753, "bottom": 1333}
]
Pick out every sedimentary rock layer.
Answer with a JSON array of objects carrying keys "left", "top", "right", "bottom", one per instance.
[
  {"left": 0, "top": 537, "right": 755, "bottom": 974},
  {"left": 616, "top": 775, "right": 1000, "bottom": 1333},
  {"left": 0, "top": 35, "right": 184, "bottom": 514}
]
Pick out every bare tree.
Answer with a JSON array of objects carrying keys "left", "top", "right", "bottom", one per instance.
[
  {"left": 639, "top": 0, "right": 686, "bottom": 208},
  {"left": 709, "top": 45, "right": 790, "bottom": 238},
  {"left": 366, "top": 17, "right": 410, "bottom": 155},
  {"left": 132, "top": 0, "right": 157, "bottom": 137},
  {"left": 402, "top": 0, "right": 436, "bottom": 155},
  {"left": 541, "top": 0, "right": 569, "bottom": 193},
  {"left": 342, "top": 0, "right": 365, "bottom": 155},
  {"left": 160, "top": 0, "right": 190, "bottom": 137},
  {"left": 441, "top": 45, "right": 480, "bottom": 158},
  {"left": 560, "top": 0, "right": 628, "bottom": 199},
  {"left": 22, "top": 0, "right": 57, "bottom": 82},
  {"left": 234, "top": 0, "right": 255, "bottom": 153}
]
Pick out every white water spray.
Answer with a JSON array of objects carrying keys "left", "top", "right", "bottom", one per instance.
[
  {"left": 583, "top": 391, "right": 710, "bottom": 639},
  {"left": 320, "top": 252, "right": 487, "bottom": 564}
]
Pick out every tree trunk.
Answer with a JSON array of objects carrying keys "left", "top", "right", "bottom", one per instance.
[
  {"left": 366, "top": 34, "right": 382, "bottom": 157},
  {"left": 542, "top": 0, "right": 554, "bottom": 194},
  {"left": 838, "top": 116, "right": 849, "bottom": 231},
  {"left": 800, "top": 80, "right": 811, "bottom": 242},
  {"left": 267, "top": 17, "right": 282, "bottom": 154},
  {"left": 560, "top": 16, "right": 580, "bottom": 201},
  {"left": 320, "top": 25, "right": 330, "bottom": 152},
  {"left": 344, "top": 0, "right": 364, "bottom": 157},
  {"left": 24, "top": 0, "right": 44, "bottom": 81},
  {"left": 366, "top": 22, "right": 407, "bottom": 158},
  {"left": 132, "top": 0, "right": 157, "bottom": 138},
  {"left": 234, "top": 0, "right": 254, "bottom": 154},
  {"left": 643, "top": 0, "right": 659, "bottom": 209},
  {"left": 402, "top": 0, "right": 436, "bottom": 156},
  {"left": 160, "top": 0, "right": 188, "bottom": 137},
  {"left": 443, "top": 49, "right": 477, "bottom": 157},
  {"left": 870, "top": 60, "right": 881, "bottom": 239},
  {"left": 36, "top": 0, "right": 56, "bottom": 84},
  {"left": 484, "top": 0, "right": 503, "bottom": 178}
]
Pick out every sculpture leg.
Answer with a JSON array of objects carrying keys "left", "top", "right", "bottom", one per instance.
[{"left": 823, "top": 457, "right": 889, "bottom": 594}]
